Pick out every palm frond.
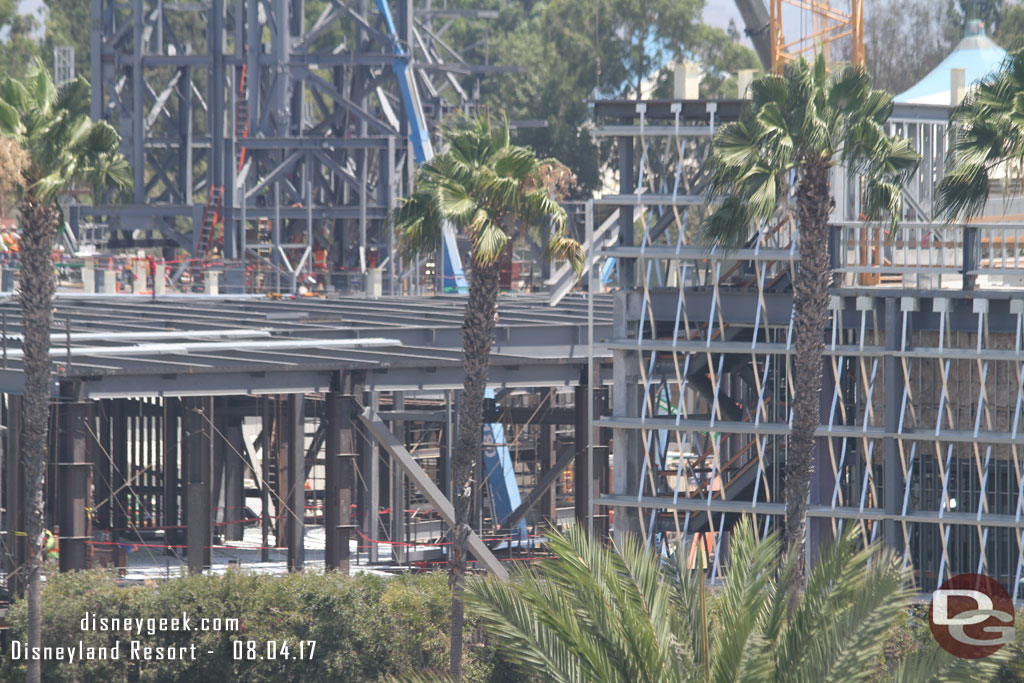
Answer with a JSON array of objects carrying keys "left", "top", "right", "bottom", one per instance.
[
  {"left": 470, "top": 219, "right": 508, "bottom": 267},
  {"left": 939, "top": 46, "right": 1024, "bottom": 223},
  {"left": 390, "top": 109, "right": 577, "bottom": 277},
  {"left": 883, "top": 640, "right": 1008, "bottom": 682},
  {"left": 393, "top": 191, "right": 444, "bottom": 259},
  {"left": 706, "top": 517, "right": 778, "bottom": 682}
]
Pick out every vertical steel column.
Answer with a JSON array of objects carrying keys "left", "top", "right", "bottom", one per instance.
[
  {"left": 184, "top": 397, "right": 212, "bottom": 573},
  {"left": 612, "top": 292, "right": 643, "bottom": 542},
  {"left": 538, "top": 395, "right": 557, "bottom": 526},
  {"left": 58, "top": 382, "right": 92, "bottom": 571},
  {"left": 618, "top": 131, "right": 635, "bottom": 288},
  {"left": 4, "top": 395, "right": 24, "bottom": 594},
  {"left": 391, "top": 392, "right": 406, "bottom": 564},
  {"left": 92, "top": 400, "right": 111, "bottom": 531},
  {"left": 223, "top": 418, "right": 246, "bottom": 541},
  {"left": 326, "top": 372, "right": 359, "bottom": 571},
  {"left": 211, "top": 408, "right": 227, "bottom": 531},
  {"left": 112, "top": 400, "right": 129, "bottom": 534},
  {"left": 962, "top": 225, "right": 978, "bottom": 291},
  {"left": 596, "top": 388, "right": 612, "bottom": 539},
  {"left": 131, "top": 0, "right": 145, "bottom": 203},
  {"left": 90, "top": 0, "right": 102, "bottom": 121},
  {"left": 325, "top": 381, "right": 342, "bottom": 569},
  {"left": 284, "top": 394, "right": 305, "bottom": 570},
  {"left": 360, "top": 390, "right": 380, "bottom": 563},
  {"left": 260, "top": 396, "right": 272, "bottom": 562},
  {"left": 883, "top": 297, "right": 905, "bottom": 551},
  {"left": 574, "top": 381, "right": 591, "bottom": 527},
  {"left": 441, "top": 390, "right": 453, "bottom": 504},
  {"left": 162, "top": 398, "right": 179, "bottom": 530}
]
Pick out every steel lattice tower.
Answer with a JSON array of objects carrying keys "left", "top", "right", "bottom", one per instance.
[{"left": 81, "top": 0, "right": 499, "bottom": 293}]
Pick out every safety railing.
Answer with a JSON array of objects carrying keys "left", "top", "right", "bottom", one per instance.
[{"left": 832, "top": 223, "right": 1024, "bottom": 289}]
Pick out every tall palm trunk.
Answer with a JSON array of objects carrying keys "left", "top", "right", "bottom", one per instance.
[
  {"left": 785, "top": 156, "right": 832, "bottom": 584},
  {"left": 18, "top": 191, "right": 58, "bottom": 683},
  {"left": 450, "top": 260, "right": 500, "bottom": 682}
]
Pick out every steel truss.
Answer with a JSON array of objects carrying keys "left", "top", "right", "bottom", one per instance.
[
  {"left": 81, "top": 0, "right": 497, "bottom": 293},
  {"left": 594, "top": 98, "right": 1024, "bottom": 601}
]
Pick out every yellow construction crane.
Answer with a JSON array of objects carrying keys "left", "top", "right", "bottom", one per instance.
[{"left": 769, "top": 0, "right": 864, "bottom": 73}]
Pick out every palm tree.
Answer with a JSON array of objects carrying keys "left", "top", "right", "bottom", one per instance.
[
  {"left": 0, "top": 62, "right": 130, "bottom": 683},
  {"left": 936, "top": 45, "right": 1024, "bottom": 223},
  {"left": 392, "top": 111, "right": 583, "bottom": 681},
  {"left": 464, "top": 518, "right": 1006, "bottom": 682},
  {"left": 701, "top": 53, "right": 918, "bottom": 580}
]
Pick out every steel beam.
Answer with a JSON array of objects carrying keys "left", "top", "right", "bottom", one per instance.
[
  {"left": 162, "top": 398, "right": 180, "bottom": 530},
  {"left": 358, "top": 405, "right": 509, "bottom": 579},
  {"left": 503, "top": 442, "right": 574, "bottom": 531},
  {"left": 391, "top": 392, "right": 407, "bottom": 565},
  {"left": 883, "top": 298, "right": 904, "bottom": 551},
  {"left": 284, "top": 393, "right": 305, "bottom": 571},
  {"left": 112, "top": 400, "right": 129, "bottom": 534},
  {"left": 360, "top": 389, "right": 381, "bottom": 564},
  {"left": 574, "top": 382, "right": 591, "bottom": 527},
  {"left": 325, "top": 372, "right": 359, "bottom": 571},
  {"left": 3, "top": 395, "right": 24, "bottom": 594},
  {"left": 222, "top": 418, "right": 246, "bottom": 541},
  {"left": 183, "top": 396, "right": 213, "bottom": 573},
  {"left": 58, "top": 382, "right": 92, "bottom": 571}
]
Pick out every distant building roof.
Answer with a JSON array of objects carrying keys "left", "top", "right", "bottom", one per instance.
[{"left": 894, "top": 20, "right": 1006, "bottom": 105}]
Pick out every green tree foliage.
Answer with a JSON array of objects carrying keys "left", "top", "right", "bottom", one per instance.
[
  {"left": 854, "top": 0, "right": 958, "bottom": 95},
  {"left": 996, "top": 1, "right": 1024, "bottom": 46},
  {"left": 483, "top": 0, "right": 760, "bottom": 196},
  {"left": 0, "top": 61, "right": 130, "bottom": 683},
  {"left": 393, "top": 111, "right": 580, "bottom": 681},
  {"left": 950, "top": 0, "right": 1005, "bottom": 35},
  {"left": 465, "top": 518, "right": 1006, "bottom": 683},
  {"left": 0, "top": 569, "right": 517, "bottom": 682},
  {"left": 41, "top": 0, "right": 91, "bottom": 79},
  {"left": 937, "top": 44, "right": 1024, "bottom": 221},
  {"left": 0, "top": 0, "right": 42, "bottom": 78}
]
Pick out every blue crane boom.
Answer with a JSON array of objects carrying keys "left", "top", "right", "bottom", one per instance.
[{"left": 374, "top": 0, "right": 468, "bottom": 293}]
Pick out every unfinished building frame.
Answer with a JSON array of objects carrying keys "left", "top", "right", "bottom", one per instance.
[{"left": 592, "top": 98, "right": 1024, "bottom": 599}]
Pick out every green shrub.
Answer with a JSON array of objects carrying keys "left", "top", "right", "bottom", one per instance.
[{"left": 0, "top": 569, "right": 513, "bottom": 682}]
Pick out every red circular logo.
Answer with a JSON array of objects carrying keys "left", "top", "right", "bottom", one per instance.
[{"left": 929, "top": 573, "right": 1016, "bottom": 659}]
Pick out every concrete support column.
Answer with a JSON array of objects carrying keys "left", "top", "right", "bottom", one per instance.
[{"left": 58, "top": 382, "right": 92, "bottom": 571}]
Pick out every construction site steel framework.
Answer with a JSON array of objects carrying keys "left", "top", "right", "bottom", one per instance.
[
  {"left": 78, "top": 0, "right": 503, "bottom": 294},
  {"left": 590, "top": 97, "right": 1024, "bottom": 601},
  {"left": 0, "top": 294, "right": 614, "bottom": 588}
]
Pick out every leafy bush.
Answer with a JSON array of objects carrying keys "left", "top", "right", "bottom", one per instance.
[{"left": 0, "top": 569, "right": 512, "bottom": 682}]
